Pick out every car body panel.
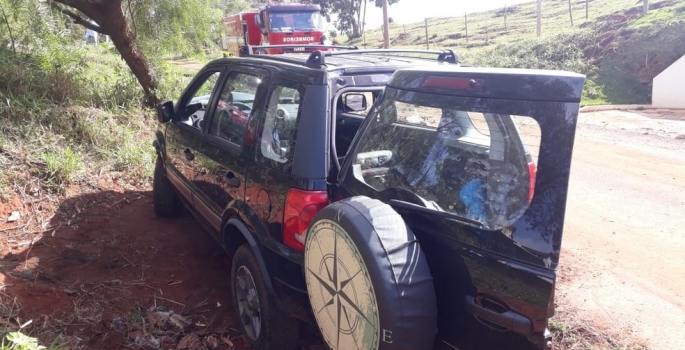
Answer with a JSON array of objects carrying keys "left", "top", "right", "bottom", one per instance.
[
  {"left": 156, "top": 54, "right": 584, "bottom": 350},
  {"left": 164, "top": 122, "right": 200, "bottom": 207},
  {"left": 337, "top": 67, "right": 584, "bottom": 348}
]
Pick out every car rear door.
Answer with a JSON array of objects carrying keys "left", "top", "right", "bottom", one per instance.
[{"left": 337, "top": 67, "right": 585, "bottom": 349}]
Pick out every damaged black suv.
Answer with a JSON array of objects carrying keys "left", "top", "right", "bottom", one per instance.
[{"left": 152, "top": 46, "right": 585, "bottom": 350}]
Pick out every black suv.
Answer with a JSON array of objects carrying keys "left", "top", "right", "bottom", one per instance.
[{"left": 152, "top": 47, "right": 585, "bottom": 350}]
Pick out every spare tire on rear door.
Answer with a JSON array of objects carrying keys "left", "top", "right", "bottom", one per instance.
[{"left": 304, "top": 196, "right": 437, "bottom": 350}]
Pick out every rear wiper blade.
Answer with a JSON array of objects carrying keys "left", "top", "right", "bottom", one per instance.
[{"left": 388, "top": 199, "right": 485, "bottom": 228}]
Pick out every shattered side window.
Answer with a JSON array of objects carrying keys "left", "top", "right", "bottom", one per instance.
[{"left": 351, "top": 88, "right": 541, "bottom": 229}]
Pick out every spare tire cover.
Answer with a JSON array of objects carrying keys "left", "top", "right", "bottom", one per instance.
[{"left": 304, "top": 196, "right": 437, "bottom": 350}]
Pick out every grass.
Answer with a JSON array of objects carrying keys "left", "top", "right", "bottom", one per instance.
[
  {"left": 549, "top": 317, "right": 649, "bottom": 350},
  {"left": 42, "top": 147, "right": 82, "bottom": 190},
  {"left": 351, "top": 0, "right": 644, "bottom": 50},
  {"left": 348, "top": 0, "right": 685, "bottom": 105},
  {"left": 0, "top": 45, "right": 198, "bottom": 198}
]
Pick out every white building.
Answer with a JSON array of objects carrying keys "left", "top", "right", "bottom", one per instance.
[{"left": 652, "top": 55, "right": 685, "bottom": 109}]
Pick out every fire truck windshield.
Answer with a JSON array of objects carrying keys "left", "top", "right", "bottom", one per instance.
[{"left": 269, "top": 11, "right": 322, "bottom": 32}]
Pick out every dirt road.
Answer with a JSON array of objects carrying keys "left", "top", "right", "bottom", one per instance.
[
  {"left": 1, "top": 108, "right": 684, "bottom": 350},
  {"left": 556, "top": 109, "right": 685, "bottom": 350}
]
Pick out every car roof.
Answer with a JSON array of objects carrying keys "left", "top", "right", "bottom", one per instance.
[{"left": 277, "top": 52, "right": 449, "bottom": 70}]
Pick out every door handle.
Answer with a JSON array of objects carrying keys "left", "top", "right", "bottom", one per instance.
[
  {"left": 183, "top": 148, "right": 195, "bottom": 161},
  {"left": 464, "top": 296, "right": 532, "bottom": 335},
  {"left": 224, "top": 171, "right": 241, "bottom": 188}
]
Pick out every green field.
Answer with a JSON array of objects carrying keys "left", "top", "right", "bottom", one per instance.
[{"left": 346, "top": 0, "right": 685, "bottom": 105}]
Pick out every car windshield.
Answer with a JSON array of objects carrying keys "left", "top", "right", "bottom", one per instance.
[
  {"left": 269, "top": 11, "right": 322, "bottom": 31},
  {"left": 350, "top": 87, "right": 541, "bottom": 230}
]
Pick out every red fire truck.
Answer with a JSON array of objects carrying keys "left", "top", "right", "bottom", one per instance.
[{"left": 222, "top": 1, "right": 328, "bottom": 56}]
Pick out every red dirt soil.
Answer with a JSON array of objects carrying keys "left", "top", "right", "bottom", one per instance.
[{"left": 0, "top": 188, "right": 324, "bottom": 350}]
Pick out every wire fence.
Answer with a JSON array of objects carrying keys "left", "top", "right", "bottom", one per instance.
[{"left": 371, "top": 0, "right": 651, "bottom": 49}]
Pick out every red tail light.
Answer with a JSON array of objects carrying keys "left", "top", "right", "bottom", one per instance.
[
  {"left": 422, "top": 76, "right": 484, "bottom": 90},
  {"left": 528, "top": 161, "right": 537, "bottom": 204},
  {"left": 283, "top": 188, "right": 329, "bottom": 252}
]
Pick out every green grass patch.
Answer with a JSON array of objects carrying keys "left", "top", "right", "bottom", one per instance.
[
  {"left": 42, "top": 147, "right": 83, "bottom": 190},
  {"left": 0, "top": 47, "right": 171, "bottom": 195}
]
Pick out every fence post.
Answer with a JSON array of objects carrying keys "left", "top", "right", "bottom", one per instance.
[
  {"left": 464, "top": 11, "right": 468, "bottom": 45},
  {"left": 586, "top": 0, "right": 589, "bottom": 20},
  {"left": 536, "top": 0, "right": 542, "bottom": 37},
  {"left": 504, "top": 4, "right": 508, "bottom": 31},
  {"left": 425, "top": 17, "right": 429, "bottom": 49}
]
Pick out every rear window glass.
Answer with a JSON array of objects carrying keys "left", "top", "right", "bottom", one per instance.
[{"left": 351, "top": 88, "right": 541, "bottom": 229}]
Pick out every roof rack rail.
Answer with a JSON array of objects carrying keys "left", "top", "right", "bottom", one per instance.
[
  {"left": 246, "top": 44, "right": 359, "bottom": 53},
  {"left": 305, "top": 49, "right": 460, "bottom": 67}
]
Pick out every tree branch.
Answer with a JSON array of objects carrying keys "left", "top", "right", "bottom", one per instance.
[
  {"left": 0, "top": 2, "right": 16, "bottom": 53},
  {"left": 50, "top": 3, "right": 105, "bottom": 34}
]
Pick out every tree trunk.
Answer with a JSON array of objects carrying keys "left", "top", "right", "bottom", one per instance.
[
  {"left": 53, "top": 0, "right": 159, "bottom": 107},
  {"left": 568, "top": 0, "right": 574, "bottom": 26},
  {"left": 361, "top": 0, "right": 367, "bottom": 35},
  {"left": 643, "top": 0, "right": 649, "bottom": 14},
  {"left": 99, "top": 4, "right": 159, "bottom": 106},
  {"left": 350, "top": 19, "right": 361, "bottom": 39}
]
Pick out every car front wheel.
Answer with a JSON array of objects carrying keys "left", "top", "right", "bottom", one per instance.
[{"left": 231, "top": 245, "right": 299, "bottom": 350}]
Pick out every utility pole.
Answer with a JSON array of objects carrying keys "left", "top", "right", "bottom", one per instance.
[
  {"left": 536, "top": 0, "right": 542, "bottom": 37},
  {"left": 382, "top": 0, "right": 390, "bottom": 48}
]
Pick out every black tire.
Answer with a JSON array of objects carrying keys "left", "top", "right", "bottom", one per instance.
[
  {"left": 153, "top": 156, "right": 181, "bottom": 218},
  {"left": 304, "top": 196, "right": 437, "bottom": 350},
  {"left": 231, "top": 245, "right": 299, "bottom": 350}
]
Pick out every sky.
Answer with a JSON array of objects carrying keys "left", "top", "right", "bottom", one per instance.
[{"left": 324, "top": 0, "right": 533, "bottom": 31}]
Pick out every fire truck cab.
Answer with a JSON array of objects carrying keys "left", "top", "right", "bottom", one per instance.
[{"left": 222, "top": 1, "right": 327, "bottom": 56}]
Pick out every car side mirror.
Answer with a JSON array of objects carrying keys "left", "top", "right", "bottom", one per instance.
[
  {"left": 156, "top": 101, "right": 174, "bottom": 123},
  {"left": 344, "top": 93, "right": 367, "bottom": 112}
]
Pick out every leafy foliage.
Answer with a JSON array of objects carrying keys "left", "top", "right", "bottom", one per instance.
[
  {"left": 0, "top": 0, "right": 224, "bottom": 105},
  {"left": 314, "top": 0, "right": 401, "bottom": 38},
  {"left": 1, "top": 331, "right": 64, "bottom": 350},
  {"left": 125, "top": 0, "right": 223, "bottom": 59},
  {"left": 220, "top": 0, "right": 259, "bottom": 15},
  {"left": 2, "top": 332, "right": 46, "bottom": 350}
]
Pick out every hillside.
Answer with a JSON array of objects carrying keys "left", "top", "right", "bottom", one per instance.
[{"left": 347, "top": 0, "right": 685, "bottom": 105}]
